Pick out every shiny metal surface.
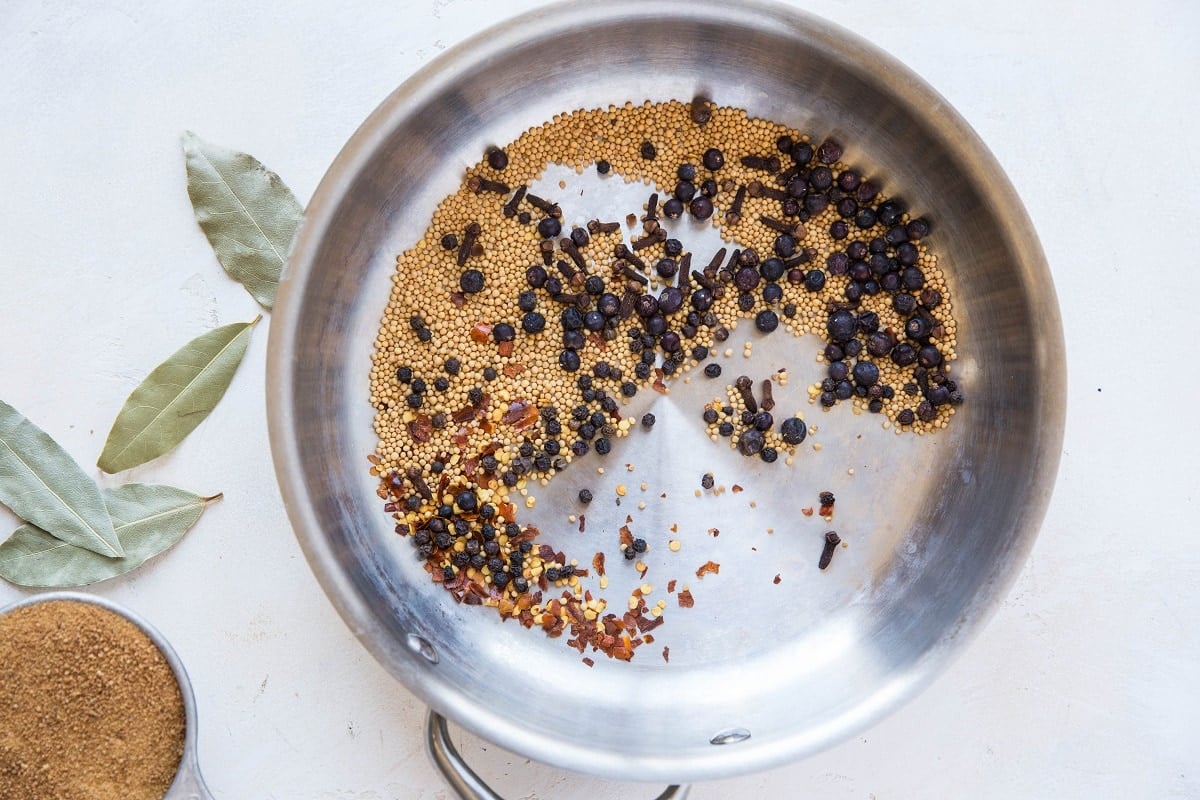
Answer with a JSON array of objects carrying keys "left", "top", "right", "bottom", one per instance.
[
  {"left": 266, "top": 0, "right": 1065, "bottom": 783},
  {"left": 0, "top": 591, "right": 214, "bottom": 800},
  {"left": 426, "top": 711, "right": 690, "bottom": 800}
]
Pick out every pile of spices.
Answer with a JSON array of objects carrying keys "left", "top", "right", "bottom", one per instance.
[
  {"left": 367, "top": 99, "right": 963, "bottom": 661},
  {"left": 0, "top": 600, "right": 185, "bottom": 800}
]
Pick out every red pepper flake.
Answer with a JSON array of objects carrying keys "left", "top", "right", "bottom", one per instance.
[
  {"left": 695, "top": 561, "right": 720, "bottom": 579},
  {"left": 636, "top": 615, "right": 665, "bottom": 633},
  {"left": 469, "top": 322, "right": 493, "bottom": 343},
  {"left": 451, "top": 426, "right": 470, "bottom": 447},
  {"left": 638, "top": 562, "right": 649, "bottom": 578},
  {"left": 619, "top": 524, "right": 633, "bottom": 549},
  {"left": 707, "top": 527, "right": 720, "bottom": 537},
  {"left": 667, "top": 579, "right": 676, "bottom": 593},
  {"left": 677, "top": 589, "right": 695, "bottom": 608},
  {"left": 652, "top": 368, "right": 668, "bottom": 394},
  {"left": 801, "top": 507, "right": 814, "bottom": 517},
  {"left": 449, "top": 291, "right": 466, "bottom": 308},
  {"left": 406, "top": 415, "right": 433, "bottom": 443},
  {"left": 592, "top": 552, "right": 606, "bottom": 577},
  {"left": 582, "top": 657, "right": 595, "bottom": 668},
  {"left": 462, "top": 456, "right": 479, "bottom": 479},
  {"left": 773, "top": 574, "right": 782, "bottom": 584},
  {"left": 731, "top": 484, "right": 744, "bottom": 494},
  {"left": 662, "top": 646, "right": 670, "bottom": 663},
  {"left": 497, "top": 340, "right": 514, "bottom": 358},
  {"left": 578, "top": 514, "right": 586, "bottom": 533},
  {"left": 503, "top": 361, "right": 526, "bottom": 377},
  {"left": 501, "top": 400, "right": 540, "bottom": 429},
  {"left": 452, "top": 406, "right": 476, "bottom": 424}
]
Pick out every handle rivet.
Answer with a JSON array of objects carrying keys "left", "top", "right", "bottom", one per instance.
[
  {"left": 709, "top": 728, "right": 751, "bottom": 745},
  {"left": 405, "top": 633, "right": 439, "bottom": 664}
]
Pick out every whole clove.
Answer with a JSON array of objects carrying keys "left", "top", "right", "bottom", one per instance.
[
  {"left": 559, "top": 237, "right": 587, "bottom": 272},
  {"left": 740, "top": 154, "right": 781, "bottom": 172},
  {"left": 818, "top": 531, "right": 842, "bottom": 570},
  {"left": 614, "top": 243, "right": 647, "bottom": 270},
  {"left": 467, "top": 175, "right": 510, "bottom": 194},
  {"left": 760, "top": 379, "right": 775, "bottom": 411},
  {"left": 456, "top": 222, "right": 481, "bottom": 267},
  {"left": 502, "top": 185, "right": 527, "bottom": 217},
  {"left": 588, "top": 219, "right": 621, "bottom": 235},
  {"left": 747, "top": 180, "right": 788, "bottom": 201},
  {"left": 526, "top": 192, "right": 562, "bottom": 218},
  {"left": 734, "top": 375, "right": 758, "bottom": 413},
  {"left": 631, "top": 228, "right": 667, "bottom": 251},
  {"left": 724, "top": 184, "right": 747, "bottom": 225}
]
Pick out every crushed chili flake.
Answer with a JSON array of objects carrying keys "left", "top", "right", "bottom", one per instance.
[
  {"left": 406, "top": 416, "right": 433, "bottom": 443},
  {"left": 449, "top": 291, "right": 466, "bottom": 308},
  {"left": 677, "top": 589, "right": 695, "bottom": 608},
  {"left": 773, "top": 574, "right": 782, "bottom": 584},
  {"left": 667, "top": 579, "right": 676, "bottom": 593},
  {"left": 707, "top": 527, "right": 720, "bottom": 537},
  {"left": 662, "top": 646, "right": 670, "bottom": 663},
  {"left": 496, "top": 400, "right": 540, "bottom": 431},
  {"left": 732, "top": 484, "right": 744, "bottom": 493},
  {"left": 469, "top": 321, "right": 493, "bottom": 342},
  {"left": 695, "top": 561, "right": 720, "bottom": 579},
  {"left": 497, "top": 340, "right": 514, "bottom": 357},
  {"left": 578, "top": 515, "right": 586, "bottom": 532},
  {"left": 502, "top": 361, "right": 526, "bottom": 377},
  {"left": 802, "top": 507, "right": 814, "bottom": 517},
  {"left": 636, "top": 615, "right": 665, "bottom": 633},
  {"left": 619, "top": 524, "right": 633, "bottom": 549},
  {"left": 582, "top": 657, "right": 595, "bottom": 668},
  {"left": 593, "top": 552, "right": 606, "bottom": 577},
  {"left": 652, "top": 368, "right": 668, "bottom": 394}
]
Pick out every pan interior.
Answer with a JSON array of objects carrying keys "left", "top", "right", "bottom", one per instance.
[{"left": 270, "top": 1, "right": 1062, "bottom": 782}]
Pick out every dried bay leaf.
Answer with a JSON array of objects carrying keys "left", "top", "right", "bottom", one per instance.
[
  {"left": 0, "top": 484, "right": 218, "bottom": 587},
  {"left": 182, "top": 131, "right": 302, "bottom": 309},
  {"left": 97, "top": 317, "right": 260, "bottom": 474},
  {"left": 0, "top": 400, "right": 123, "bottom": 557}
]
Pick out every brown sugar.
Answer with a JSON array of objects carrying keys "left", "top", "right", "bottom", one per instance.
[{"left": 0, "top": 599, "right": 186, "bottom": 800}]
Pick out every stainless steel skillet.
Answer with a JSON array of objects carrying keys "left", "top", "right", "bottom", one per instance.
[{"left": 266, "top": 0, "right": 1065, "bottom": 794}]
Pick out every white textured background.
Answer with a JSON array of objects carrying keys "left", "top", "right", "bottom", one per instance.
[{"left": 1, "top": 1, "right": 1197, "bottom": 798}]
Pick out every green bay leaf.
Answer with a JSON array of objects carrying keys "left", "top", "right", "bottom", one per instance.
[
  {"left": 0, "top": 399, "right": 123, "bottom": 557},
  {"left": 97, "top": 317, "right": 260, "bottom": 474},
  {"left": 182, "top": 131, "right": 302, "bottom": 309},
  {"left": 0, "top": 484, "right": 218, "bottom": 587}
]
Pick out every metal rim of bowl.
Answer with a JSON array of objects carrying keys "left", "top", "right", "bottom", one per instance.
[{"left": 267, "top": 0, "right": 1065, "bottom": 781}]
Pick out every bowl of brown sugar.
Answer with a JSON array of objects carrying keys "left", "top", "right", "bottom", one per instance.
[{"left": 0, "top": 592, "right": 212, "bottom": 800}]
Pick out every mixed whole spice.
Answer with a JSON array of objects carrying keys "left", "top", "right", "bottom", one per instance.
[{"left": 368, "top": 99, "right": 962, "bottom": 662}]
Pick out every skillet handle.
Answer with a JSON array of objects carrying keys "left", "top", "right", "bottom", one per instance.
[{"left": 426, "top": 710, "right": 691, "bottom": 800}]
